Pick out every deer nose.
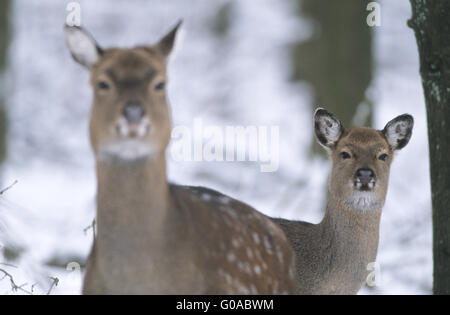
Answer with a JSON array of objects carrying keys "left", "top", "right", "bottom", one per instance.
[
  {"left": 123, "top": 102, "right": 145, "bottom": 123},
  {"left": 355, "top": 168, "right": 375, "bottom": 185}
]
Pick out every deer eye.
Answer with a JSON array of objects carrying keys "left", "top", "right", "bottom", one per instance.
[
  {"left": 340, "top": 151, "right": 351, "bottom": 159},
  {"left": 97, "top": 81, "right": 110, "bottom": 90},
  {"left": 378, "top": 153, "right": 388, "bottom": 161},
  {"left": 155, "top": 82, "right": 165, "bottom": 91}
]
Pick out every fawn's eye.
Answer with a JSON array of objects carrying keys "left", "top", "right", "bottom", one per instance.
[
  {"left": 97, "top": 81, "right": 110, "bottom": 90},
  {"left": 378, "top": 153, "right": 388, "bottom": 161},
  {"left": 155, "top": 82, "right": 165, "bottom": 91},
  {"left": 340, "top": 151, "right": 351, "bottom": 159}
]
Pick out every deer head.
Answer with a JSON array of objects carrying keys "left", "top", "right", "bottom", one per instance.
[
  {"left": 314, "top": 108, "right": 414, "bottom": 212},
  {"left": 64, "top": 22, "right": 182, "bottom": 162}
]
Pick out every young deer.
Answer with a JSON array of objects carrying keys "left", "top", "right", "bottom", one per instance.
[
  {"left": 64, "top": 22, "right": 296, "bottom": 295},
  {"left": 273, "top": 108, "right": 413, "bottom": 294}
]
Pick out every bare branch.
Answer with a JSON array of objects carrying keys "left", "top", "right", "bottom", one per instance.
[
  {"left": 46, "top": 277, "right": 59, "bottom": 295},
  {"left": 84, "top": 218, "right": 97, "bottom": 242},
  {"left": 0, "top": 267, "right": 33, "bottom": 295},
  {"left": 0, "top": 180, "right": 18, "bottom": 195}
]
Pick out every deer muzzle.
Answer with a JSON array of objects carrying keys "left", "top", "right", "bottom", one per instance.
[
  {"left": 355, "top": 168, "right": 376, "bottom": 191},
  {"left": 115, "top": 102, "right": 150, "bottom": 138}
]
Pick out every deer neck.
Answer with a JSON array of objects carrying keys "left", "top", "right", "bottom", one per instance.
[
  {"left": 95, "top": 152, "right": 170, "bottom": 252},
  {"left": 319, "top": 196, "right": 381, "bottom": 266}
]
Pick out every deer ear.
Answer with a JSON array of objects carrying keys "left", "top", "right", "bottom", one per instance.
[
  {"left": 64, "top": 25, "right": 103, "bottom": 69},
  {"left": 382, "top": 114, "right": 414, "bottom": 151},
  {"left": 155, "top": 20, "right": 182, "bottom": 60},
  {"left": 314, "top": 108, "right": 344, "bottom": 151}
]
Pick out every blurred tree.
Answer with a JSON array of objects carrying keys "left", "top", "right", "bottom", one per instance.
[
  {"left": 211, "top": 1, "right": 234, "bottom": 40},
  {"left": 0, "top": 0, "right": 11, "bottom": 165},
  {"left": 208, "top": 2, "right": 235, "bottom": 120},
  {"left": 409, "top": 0, "right": 450, "bottom": 295},
  {"left": 291, "top": 0, "right": 374, "bottom": 156}
]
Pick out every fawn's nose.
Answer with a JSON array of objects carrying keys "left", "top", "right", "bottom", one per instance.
[
  {"left": 123, "top": 102, "right": 145, "bottom": 123},
  {"left": 355, "top": 168, "right": 376, "bottom": 185}
]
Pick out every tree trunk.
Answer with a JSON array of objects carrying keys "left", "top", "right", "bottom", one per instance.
[
  {"left": 291, "top": 0, "right": 374, "bottom": 156},
  {"left": 408, "top": 0, "right": 450, "bottom": 295},
  {"left": 0, "top": 0, "right": 11, "bottom": 165}
]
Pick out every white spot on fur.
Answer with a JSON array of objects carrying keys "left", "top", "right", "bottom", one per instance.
[
  {"left": 224, "top": 273, "right": 232, "bottom": 284},
  {"left": 246, "top": 248, "right": 254, "bottom": 259},
  {"left": 218, "top": 196, "right": 231, "bottom": 205},
  {"left": 227, "top": 252, "right": 236, "bottom": 262},
  {"left": 236, "top": 284, "right": 250, "bottom": 294},
  {"left": 277, "top": 249, "right": 283, "bottom": 262},
  {"left": 228, "top": 209, "right": 238, "bottom": 219},
  {"left": 201, "top": 193, "right": 212, "bottom": 201},
  {"left": 252, "top": 233, "right": 260, "bottom": 245},
  {"left": 243, "top": 262, "right": 252, "bottom": 274},
  {"left": 264, "top": 236, "right": 273, "bottom": 255}
]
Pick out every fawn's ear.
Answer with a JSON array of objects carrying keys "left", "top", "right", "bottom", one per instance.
[
  {"left": 314, "top": 108, "right": 344, "bottom": 151},
  {"left": 154, "top": 20, "right": 182, "bottom": 60},
  {"left": 382, "top": 114, "right": 414, "bottom": 151},
  {"left": 64, "top": 25, "right": 103, "bottom": 69}
]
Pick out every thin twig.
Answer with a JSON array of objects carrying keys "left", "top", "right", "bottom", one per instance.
[
  {"left": 0, "top": 268, "right": 33, "bottom": 295},
  {"left": 0, "top": 262, "right": 18, "bottom": 268},
  {"left": 46, "top": 277, "right": 59, "bottom": 295},
  {"left": 0, "top": 180, "right": 18, "bottom": 195},
  {"left": 84, "top": 218, "right": 97, "bottom": 242},
  {"left": 31, "top": 283, "right": 38, "bottom": 293}
]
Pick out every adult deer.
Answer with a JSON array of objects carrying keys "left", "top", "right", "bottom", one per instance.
[
  {"left": 273, "top": 108, "right": 413, "bottom": 294},
  {"left": 64, "top": 22, "right": 296, "bottom": 295}
]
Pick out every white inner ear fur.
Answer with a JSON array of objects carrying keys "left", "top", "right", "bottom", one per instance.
[
  {"left": 384, "top": 120, "right": 411, "bottom": 149},
  {"left": 316, "top": 115, "right": 342, "bottom": 148},
  {"left": 65, "top": 27, "right": 100, "bottom": 68}
]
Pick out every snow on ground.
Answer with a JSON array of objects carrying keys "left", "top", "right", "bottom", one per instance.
[{"left": 0, "top": 0, "right": 431, "bottom": 294}]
